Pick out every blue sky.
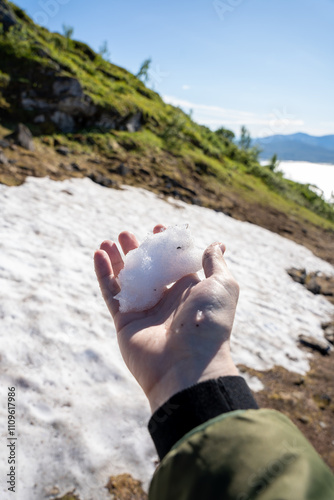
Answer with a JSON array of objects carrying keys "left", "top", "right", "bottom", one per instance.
[{"left": 13, "top": 0, "right": 334, "bottom": 137}]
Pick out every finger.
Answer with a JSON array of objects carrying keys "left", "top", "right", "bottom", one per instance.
[
  {"left": 94, "top": 249, "right": 120, "bottom": 316},
  {"left": 153, "top": 224, "right": 166, "bottom": 234},
  {"left": 118, "top": 231, "right": 139, "bottom": 255},
  {"left": 100, "top": 240, "right": 124, "bottom": 277},
  {"left": 202, "top": 243, "right": 228, "bottom": 279}
]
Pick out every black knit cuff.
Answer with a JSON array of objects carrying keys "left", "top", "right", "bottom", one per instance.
[{"left": 148, "top": 376, "right": 258, "bottom": 460}]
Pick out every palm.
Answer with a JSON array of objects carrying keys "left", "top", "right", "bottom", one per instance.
[{"left": 94, "top": 225, "right": 239, "bottom": 411}]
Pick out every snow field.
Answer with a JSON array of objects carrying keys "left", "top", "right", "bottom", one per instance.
[{"left": 0, "top": 176, "right": 333, "bottom": 499}]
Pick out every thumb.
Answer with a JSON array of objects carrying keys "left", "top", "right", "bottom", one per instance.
[{"left": 202, "top": 242, "right": 227, "bottom": 279}]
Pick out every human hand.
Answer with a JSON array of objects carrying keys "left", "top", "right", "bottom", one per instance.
[{"left": 94, "top": 224, "right": 240, "bottom": 413}]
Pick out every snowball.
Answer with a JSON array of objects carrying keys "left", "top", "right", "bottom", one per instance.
[{"left": 115, "top": 225, "right": 203, "bottom": 313}]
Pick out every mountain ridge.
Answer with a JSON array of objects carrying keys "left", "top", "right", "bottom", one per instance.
[{"left": 254, "top": 133, "right": 334, "bottom": 164}]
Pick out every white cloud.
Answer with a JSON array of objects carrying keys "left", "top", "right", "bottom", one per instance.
[
  {"left": 163, "top": 95, "right": 305, "bottom": 137},
  {"left": 182, "top": 84, "right": 190, "bottom": 90}
]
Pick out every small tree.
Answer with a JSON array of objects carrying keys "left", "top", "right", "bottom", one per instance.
[
  {"left": 239, "top": 125, "right": 251, "bottom": 150},
  {"left": 136, "top": 58, "right": 152, "bottom": 84},
  {"left": 215, "top": 126, "right": 235, "bottom": 142},
  {"left": 62, "top": 24, "right": 74, "bottom": 49},
  {"left": 62, "top": 24, "right": 74, "bottom": 39},
  {"left": 268, "top": 153, "right": 280, "bottom": 172},
  {"left": 99, "top": 40, "right": 110, "bottom": 61}
]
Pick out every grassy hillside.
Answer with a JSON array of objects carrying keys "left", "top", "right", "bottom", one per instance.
[{"left": 0, "top": 0, "right": 334, "bottom": 237}]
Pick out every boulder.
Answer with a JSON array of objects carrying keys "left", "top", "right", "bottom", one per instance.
[
  {"left": 52, "top": 77, "right": 83, "bottom": 98},
  {"left": 5, "top": 123, "right": 34, "bottom": 151},
  {"left": 57, "top": 95, "right": 96, "bottom": 117},
  {"left": 0, "top": 0, "right": 17, "bottom": 32},
  {"left": 51, "top": 111, "right": 75, "bottom": 133}
]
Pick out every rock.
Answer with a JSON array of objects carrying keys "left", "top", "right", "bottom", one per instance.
[
  {"left": 287, "top": 267, "right": 307, "bottom": 284},
  {"left": 324, "top": 330, "right": 334, "bottom": 345},
  {"left": 21, "top": 95, "right": 53, "bottom": 112},
  {"left": 0, "top": 0, "right": 17, "bottom": 32},
  {"left": 313, "top": 393, "right": 331, "bottom": 409},
  {"left": 56, "top": 146, "right": 70, "bottom": 156},
  {"left": 53, "top": 77, "right": 83, "bottom": 98},
  {"left": 191, "top": 197, "right": 202, "bottom": 206},
  {"left": 125, "top": 111, "right": 142, "bottom": 132},
  {"left": 57, "top": 95, "right": 96, "bottom": 118},
  {"left": 109, "top": 139, "right": 121, "bottom": 151},
  {"left": 88, "top": 172, "right": 115, "bottom": 187},
  {"left": 33, "top": 114, "right": 46, "bottom": 124},
  {"left": 0, "top": 149, "right": 8, "bottom": 164},
  {"left": 95, "top": 113, "right": 116, "bottom": 130},
  {"left": 20, "top": 78, "right": 98, "bottom": 133},
  {"left": 116, "top": 163, "right": 130, "bottom": 176},
  {"left": 5, "top": 123, "right": 34, "bottom": 151},
  {"left": 298, "top": 334, "right": 332, "bottom": 355},
  {"left": 287, "top": 268, "right": 334, "bottom": 300},
  {"left": 70, "top": 162, "right": 81, "bottom": 172},
  {"left": 0, "top": 139, "right": 10, "bottom": 148},
  {"left": 311, "top": 275, "right": 334, "bottom": 297},
  {"left": 305, "top": 275, "right": 321, "bottom": 295},
  {"left": 51, "top": 111, "right": 75, "bottom": 133},
  {"left": 322, "top": 322, "right": 334, "bottom": 345},
  {"left": 139, "top": 168, "right": 150, "bottom": 176},
  {"left": 297, "top": 415, "right": 310, "bottom": 424}
]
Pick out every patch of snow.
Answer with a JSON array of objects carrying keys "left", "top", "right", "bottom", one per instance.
[{"left": 0, "top": 176, "right": 333, "bottom": 499}]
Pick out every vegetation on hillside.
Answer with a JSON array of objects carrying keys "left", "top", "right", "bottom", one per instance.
[{"left": 0, "top": 0, "right": 333, "bottom": 226}]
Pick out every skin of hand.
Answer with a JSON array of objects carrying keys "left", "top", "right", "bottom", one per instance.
[{"left": 94, "top": 224, "right": 240, "bottom": 414}]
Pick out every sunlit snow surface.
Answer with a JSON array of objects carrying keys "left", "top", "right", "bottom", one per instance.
[{"left": 0, "top": 177, "right": 333, "bottom": 499}]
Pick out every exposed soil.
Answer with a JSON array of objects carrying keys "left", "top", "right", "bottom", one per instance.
[{"left": 239, "top": 345, "right": 334, "bottom": 473}]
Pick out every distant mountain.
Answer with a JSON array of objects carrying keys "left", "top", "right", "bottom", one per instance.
[{"left": 254, "top": 133, "right": 334, "bottom": 164}]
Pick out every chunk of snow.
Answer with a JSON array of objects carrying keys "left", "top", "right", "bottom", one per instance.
[{"left": 115, "top": 225, "right": 203, "bottom": 312}]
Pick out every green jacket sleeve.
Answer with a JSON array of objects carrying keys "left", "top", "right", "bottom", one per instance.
[{"left": 149, "top": 409, "right": 334, "bottom": 500}]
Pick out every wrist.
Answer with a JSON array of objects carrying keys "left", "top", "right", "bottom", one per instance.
[{"left": 147, "top": 347, "right": 239, "bottom": 414}]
